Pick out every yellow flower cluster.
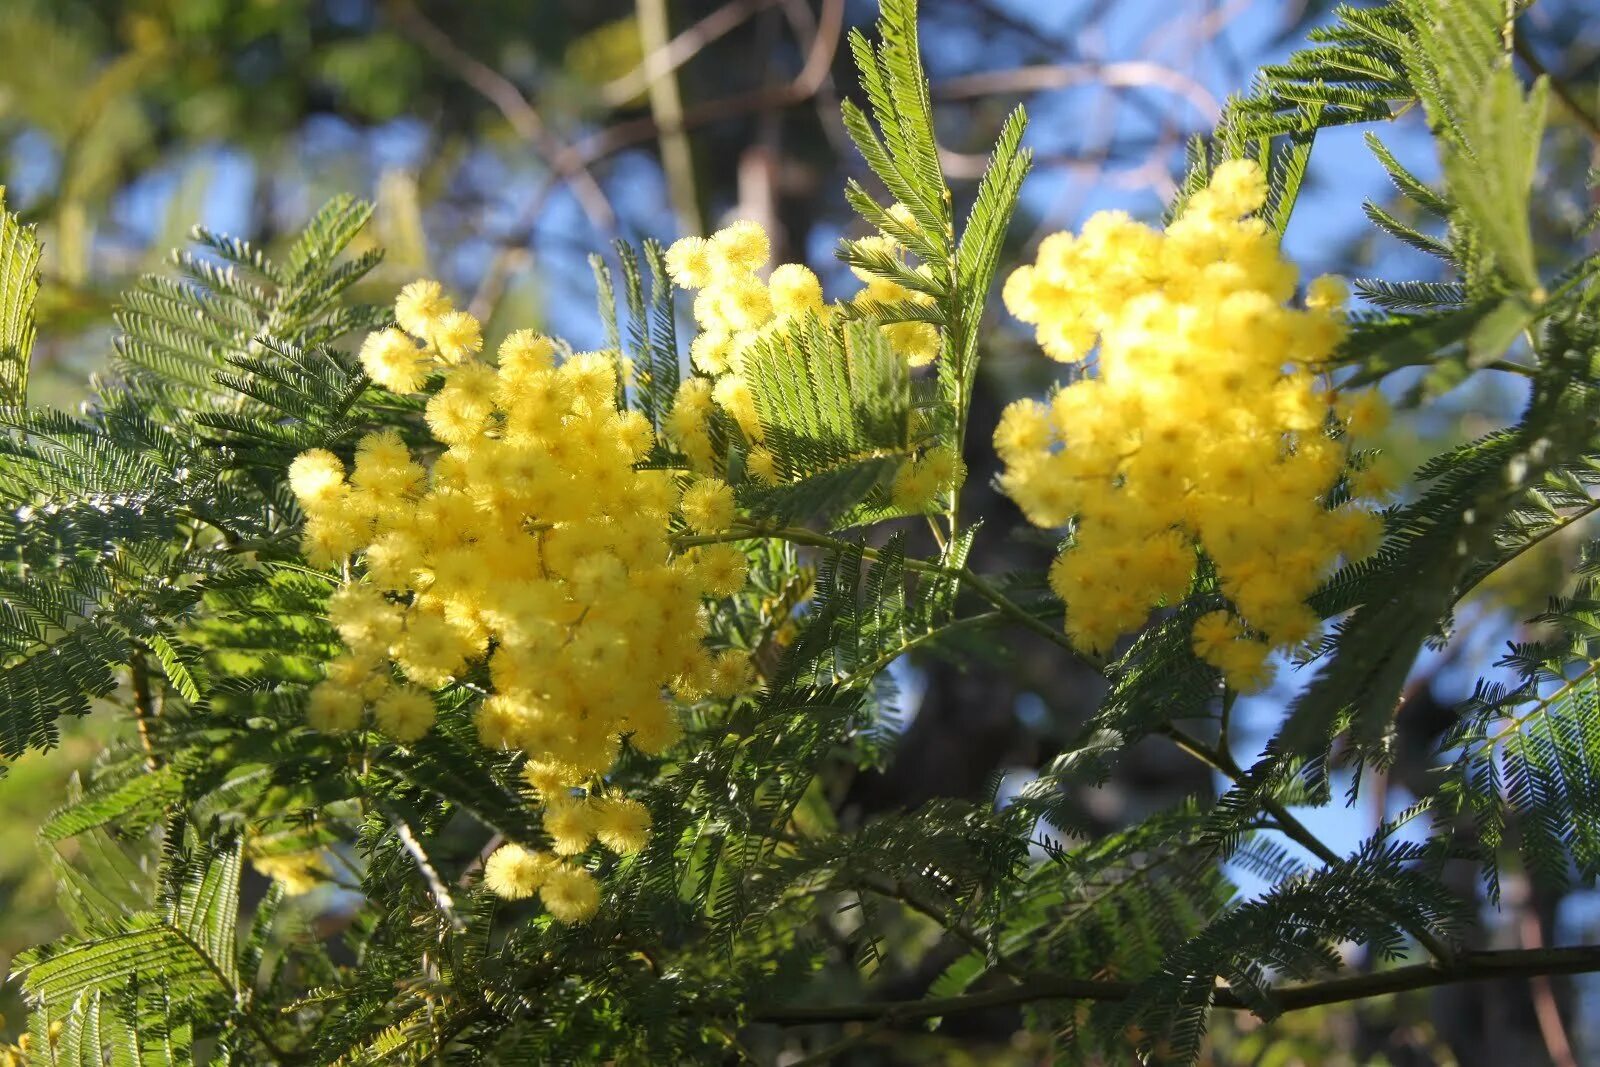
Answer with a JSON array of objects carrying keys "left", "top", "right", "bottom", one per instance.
[
  {"left": 660, "top": 219, "right": 940, "bottom": 477},
  {"left": 480, "top": 782, "right": 654, "bottom": 922},
  {"left": 0, "top": 1028, "right": 42, "bottom": 1067},
  {"left": 251, "top": 851, "right": 330, "bottom": 896},
  {"left": 291, "top": 282, "right": 759, "bottom": 918},
  {"left": 997, "top": 160, "right": 1392, "bottom": 691}
]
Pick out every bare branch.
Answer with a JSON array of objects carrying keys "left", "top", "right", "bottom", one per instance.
[
  {"left": 935, "top": 62, "right": 1222, "bottom": 123},
  {"left": 385, "top": 0, "right": 618, "bottom": 234},
  {"left": 601, "top": 0, "right": 784, "bottom": 107},
  {"left": 753, "top": 945, "right": 1600, "bottom": 1025}
]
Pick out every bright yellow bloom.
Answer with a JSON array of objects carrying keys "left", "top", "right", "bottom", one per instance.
[
  {"left": 996, "top": 160, "right": 1394, "bottom": 684},
  {"left": 695, "top": 544, "right": 750, "bottom": 598},
  {"left": 769, "top": 264, "right": 825, "bottom": 318},
  {"left": 372, "top": 685, "right": 436, "bottom": 742},
  {"left": 395, "top": 279, "right": 451, "bottom": 340},
  {"left": 539, "top": 864, "right": 600, "bottom": 922},
  {"left": 707, "top": 648, "right": 755, "bottom": 699},
  {"left": 360, "top": 328, "right": 431, "bottom": 393},
  {"left": 711, "top": 220, "right": 771, "bottom": 271},
  {"left": 432, "top": 309, "right": 484, "bottom": 364},
  {"left": 665, "top": 235, "right": 718, "bottom": 288},
  {"left": 306, "top": 682, "right": 364, "bottom": 733},
  {"left": 288, "top": 449, "right": 346, "bottom": 508},
  {"left": 680, "top": 477, "right": 736, "bottom": 534},
  {"left": 294, "top": 280, "right": 742, "bottom": 921},
  {"left": 484, "top": 843, "right": 554, "bottom": 900},
  {"left": 592, "top": 796, "right": 652, "bottom": 855},
  {"left": 543, "top": 797, "right": 596, "bottom": 856}
]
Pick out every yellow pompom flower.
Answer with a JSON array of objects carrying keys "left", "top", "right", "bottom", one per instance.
[
  {"left": 695, "top": 544, "right": 750, "bottom": 598},
  {"left": 372, "top": 685, "right": 436, "bottom": 742},
  {"left": 995, "top": 159, "right": 1395, "bottom": 685},
  {"left": 680, "top": 477, "right": 736, "bottom": 534},
  {"left": 540, "top": 864, "right": 600, "bottom": 922},
  {"left": 395, "top": 279, "right": 452, "bottom": 340},
  {"left": 543, "top": 797, "right": 596, "bottom": 856},
  {"left": 288, "top": 449, "right": 346, "bottom": 509},
  {"left": 432, "top": 309, "right": 484, "bottom": 364},
  {"left": 592, "top": 796, "right": 652, "bottom": 855},
  {"left": 708, "top": 648, "right": 755, "bottom": 699},
  {"left": 522, "top": 759, "right": 583, "bottom": 797},
  {"left": 484, "top": 843, "right": 554, "bottom": 900},
  {"left": 769, "top": 263, "right": 824, "bottom": 318},
  {"left": 360, "top": 328, "right": 431, "bottom": 393},
  {"left": 497, "top": 329, "right": 557, "bottom": 373},
  {"left": 306, "top": 682, "right": 364, "bottom": 733},
  {"left": 747, "top": 446, "right": 779, "bottom": 485},
  {"left": 1349, "top": 454, "right": 1403, "bottom": 501},
  {"left": 711, "top": 220, "right": 771, "bottom": 272},
  {"left": 665, "top": 235, "right": 718, "bottom": 288}
]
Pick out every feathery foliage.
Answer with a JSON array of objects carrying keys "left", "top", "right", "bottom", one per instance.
[{"left": 6, "top": 0, "right": 1600, "bottom": 1063}]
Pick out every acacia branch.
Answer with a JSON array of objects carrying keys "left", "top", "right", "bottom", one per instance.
[
  {"left": 129, "top": 647, "right": 162, "bottom": 772},
  {"left": 753, "top": 944, "right": 1600, "bottom": 1025},
  {"left": 1161, "top": 724, "right": 1459, "bottom": 965},
  {"left": 678, "top": 522, "right": 1074, "bottom": 654}
]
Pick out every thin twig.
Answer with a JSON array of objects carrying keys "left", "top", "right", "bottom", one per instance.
[
  {"left": 751, "top": 944, "right": 1600, "bottom": 1025},
  {"left": 389, "top": 810, "right": 466, "bottom": 932},
  {"left": 385, "top": 0, "right": 617, "bottom": 233},
  {"left": 1514, "top": 32, "right": 1600, "bottom": 144},
  {"left": 1163, "top": 723, "right": 1457, "bottom": 964},
  {"left": 935, "top": 62, "right": 1222, "bottom": 123},
  {"left": 601, "top": 0, "right": 782, "bottom": 107},
  {"left": 538, "top": 0, "right": 844, "bottom": 199}
]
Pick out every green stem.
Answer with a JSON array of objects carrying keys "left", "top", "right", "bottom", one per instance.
[
  {"left": 1163, "top": 724, "right": 1456, "bottom": 964},
  {"left": 752, "top": 944, "right": 1600, "bottom": 1025},
  {"left": 678, "top": 523, "right": 1073, "bottom": 652}
]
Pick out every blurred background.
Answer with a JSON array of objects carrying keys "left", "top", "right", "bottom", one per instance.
[{"left": 1, "top": 0, "right": 1598, "bottom": 1062}]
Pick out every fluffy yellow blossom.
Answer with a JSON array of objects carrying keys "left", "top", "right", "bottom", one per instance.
[
  {"left": 294, "top": 282, "right": 748, "bottom": 920},
  {"left": 592, "top": 795, "right": 652, "bottom": 855},
  {"left": 289, "top": 449, "right": 346, "bottom": 507},
  {"left": 708, "top": 648, "right": 756, "bottom": 699},
  {"left": 484, "top": 843, "right": 555, "bottom": 900},
  {"left": 680, "top": 477, "right": 736, "bottom": 534},
  {"left": 996, "top": 160, "right": 1396, "bottom": 691},
  {"left": 306, "top": 682, "right": 364, "bottom": 733},
  {"left": 373, "top": 685, "right": 436, "bottom": 742},
  {"left": 540, "top": 864, "right": 600, "bottom": 922},
  {"left": 694, "top": 544, "right": 750, "bottom": 598},
  {"left": 394, "top": 279, "right": 451, "bottom": 340},
  {"left": 891, "top": 445, "right": 962, "bottom": 513},
  {"left": 665, "top": 236, "right": 718, "bottom": 288},
  {"left": 769, "top": 264, "right": 825, "bottom": 318},
  {"left": 543, "top": 797, "right": 596, "bottom": 856},
  {"left": 658, "top": 220, "right": 944, "bottom": 480},
  {"left": 251, "top": 852, "right": 329, "bottom": 896},
  {"left": 432, "top": 309, "right": 483, "bottom": 364},
  {"left": 360, "top": 328, "right": 432, "bottom": 393},
  {"left": 712, "top": 220, "right": 771, "bottom": 271},
  {"left": 747, "top": 446, "right": 779, "bottom": 484}
]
